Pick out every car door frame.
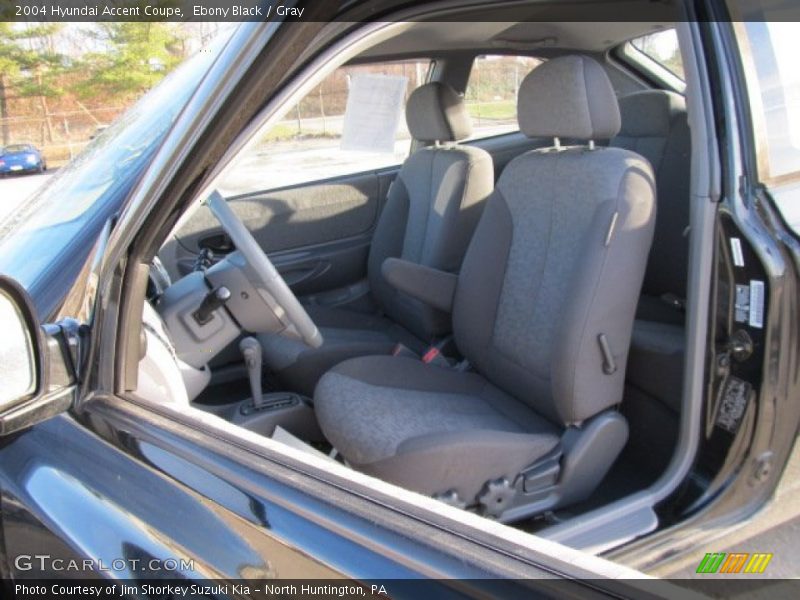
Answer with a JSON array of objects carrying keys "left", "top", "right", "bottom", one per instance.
[
  {"left": 84, "top": 0, "right": 713, "bottom": 568},
  {"left": 601, "top": 3, "right": 800, "bottom": 571},
  {"left": 42, "top": 8, "right": 664, "bottom": 587}
]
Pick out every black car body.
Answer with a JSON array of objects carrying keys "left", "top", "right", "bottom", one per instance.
[{"left": 0, "top": 1, "right": 799, "bottom": 597}]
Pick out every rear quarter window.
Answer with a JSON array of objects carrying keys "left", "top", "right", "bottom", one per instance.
[{"left": 631, "top": 29, "right": 685, "bottom": 80}]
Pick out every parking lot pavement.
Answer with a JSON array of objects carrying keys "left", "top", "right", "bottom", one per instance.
[{"left": 0, "top": 172, "right": 53, "bottom": 223}]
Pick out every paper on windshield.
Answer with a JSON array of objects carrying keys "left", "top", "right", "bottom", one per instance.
[{"left": 341, "top": 74, "right": 408, "bottom": 154}]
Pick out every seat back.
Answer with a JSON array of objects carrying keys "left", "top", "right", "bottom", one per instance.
[
  {"left": 613, "top": 91, "right": 691, "bottom": 311},
  {"left": 368, "top": 82, "right": 493, "bottom": 341},
  {"left": 452, "top": 56, "right": 656, "bottom": 426}
]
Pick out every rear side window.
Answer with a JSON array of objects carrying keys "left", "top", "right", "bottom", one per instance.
[
  {"left": 464, "top": 55, "right": 542, "bottom": 140},
  {"left": 630, "top": 29, "right": 685, "bottom": 80}
]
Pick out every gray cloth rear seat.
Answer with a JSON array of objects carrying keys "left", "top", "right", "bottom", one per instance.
[
  {"left": 613, "top": 91, "right": 691, "bottom": 411},
  {"left": 613, "top": 90, "right": 691, "bottom": 325}
]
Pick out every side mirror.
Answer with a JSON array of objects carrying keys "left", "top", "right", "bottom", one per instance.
[{"left": 0, "top": 276, "right": 73, "bottom": 435}]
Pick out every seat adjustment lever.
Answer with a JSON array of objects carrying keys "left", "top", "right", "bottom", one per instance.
[{"left": 597, "top": 333, "right": 617, "bottom": 375}]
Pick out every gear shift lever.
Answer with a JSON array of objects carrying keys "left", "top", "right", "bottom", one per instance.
[{"left": 239, "top": 337, "right": 264, "bottom": 409}]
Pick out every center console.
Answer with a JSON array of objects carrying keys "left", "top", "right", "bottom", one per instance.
[{"left": 231, "top": 391, "right": 323, "bottom": 440}]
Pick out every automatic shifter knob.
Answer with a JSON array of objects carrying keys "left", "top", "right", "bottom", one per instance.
[{"left": 239, "top": 337, "right": 263, "bottom": 408}]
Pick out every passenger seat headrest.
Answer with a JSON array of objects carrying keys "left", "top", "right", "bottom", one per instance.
[
  {"left": 617, "top": 90, "right": 687, "bottom": 138},
  {"left": 518, "top": 55, "right": 621, "bottom": 141},
  {"left": 406, "top": 82, "right": 472, "bottom": 143}
]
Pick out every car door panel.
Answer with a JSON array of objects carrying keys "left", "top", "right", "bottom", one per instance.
[
  {"left": 269, "top": 235, "right": 371, "bottom": 298},
  {"left": 176, "top": 171, "right": 380, "bottom": 257},
  {"left": 164, "top": 171, "right": 392, "bottom": 297}
]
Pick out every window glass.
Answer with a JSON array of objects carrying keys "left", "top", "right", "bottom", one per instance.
[
  {"left": 464, "top": 55, "right": 542, "bottom": 139},
  {"left": 219, "top": 60, "right": 431, "bottom": 196},
  {"left": 741, "top": 21, "right": 800, "bottom": 181},
  {"left": 631, "top": 29, "right": 685, "bottom": 80}
]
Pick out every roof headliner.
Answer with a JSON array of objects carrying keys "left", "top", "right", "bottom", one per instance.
[{"left": 363, "top": 20, "right": 675, "bottom": 57}]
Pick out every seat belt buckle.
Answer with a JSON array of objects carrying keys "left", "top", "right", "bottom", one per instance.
[
  {"left": 422, "top": 346, "right": 450, "bottom": 366},
  {"left": 421, "top": 347, "right": 440, "bottom": 363}
]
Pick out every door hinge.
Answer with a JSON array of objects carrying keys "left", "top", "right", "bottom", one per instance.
[{"left": 52, "top": 317, "right": 89, "bottom": 385}]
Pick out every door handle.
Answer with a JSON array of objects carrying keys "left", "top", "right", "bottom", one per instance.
[{"left": 199, "top": 232, "right": 235, "bottom": 254}]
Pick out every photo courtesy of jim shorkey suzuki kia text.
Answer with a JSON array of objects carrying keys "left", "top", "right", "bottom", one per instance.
[
  {"left": 15, "top": 3, "right": 306, "bottom": 19},
  {"left": 15, "top": 584, "right": 385, "bottom": 597}
]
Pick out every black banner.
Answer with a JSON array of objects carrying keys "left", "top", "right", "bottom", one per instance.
[
  {"left": 4, "top": 578, "right": 800, "bottom": 600},
  {"left": 1, "top": 0, "right": 800, "bottom": 23}
]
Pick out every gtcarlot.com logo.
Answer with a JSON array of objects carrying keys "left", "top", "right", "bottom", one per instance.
[
  {"left": 696, "top": 552, "right": 773, "bottom": 574},
  {"left": 14, "top": 554, "right": 195, "bottom": 572}
]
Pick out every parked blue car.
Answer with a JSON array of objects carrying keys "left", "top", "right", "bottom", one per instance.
[{"left": 0, "top": 143, "right": 47, "bottom": 176}]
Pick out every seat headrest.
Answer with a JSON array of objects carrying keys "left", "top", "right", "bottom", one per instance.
[
  {"left": 406, "top": 82, "right": 472, "bottom": 143},
  {"left": 518, "top": 55, "right": 621, "bottom": 141},
  {"left": 617, "top": 90, "right": 687, "bottom": 138}
]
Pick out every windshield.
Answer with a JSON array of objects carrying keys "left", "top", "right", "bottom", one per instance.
[
  {"left": 0, "top": 32, "right": 231, "bottom": 313},
  {"left": 3, "top": 145, "right": 33, "bottom": 154}
]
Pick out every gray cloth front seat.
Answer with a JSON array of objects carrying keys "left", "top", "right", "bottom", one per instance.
[
  {"left": 315, "top": 55, "right": 657, "bottom": 519},
  {"left": 260, "top": 82, "right": 494, "bottom": 395}
]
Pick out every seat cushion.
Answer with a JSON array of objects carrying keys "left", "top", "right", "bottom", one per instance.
[
  {"left": 259, "top": 305, "right": 426, "bottom": 396},
  {"left": 315, "top": 356, "right": 560, "bottom": 501}
]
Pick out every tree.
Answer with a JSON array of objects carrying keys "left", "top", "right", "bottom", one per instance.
[
  {"left": 0, "top": 23, "right": 67, "bottom": 145},
  {"left": 73, "top": 23, "right": 187, "bottom": 103},
  {"left": 0, "top": 23, "right": 24, "bottom": 145},
  {"left": 13, "top": 23, "right": 66, "bottom": 143}
]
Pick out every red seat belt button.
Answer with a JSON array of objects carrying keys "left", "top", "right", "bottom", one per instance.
[{"left": 422, "top": 347, "right": 440, "bottom": 363}]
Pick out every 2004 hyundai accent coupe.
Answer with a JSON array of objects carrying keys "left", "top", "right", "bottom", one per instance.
[{"left": 0, "top": 0, "right": 799, "bottom": 597}]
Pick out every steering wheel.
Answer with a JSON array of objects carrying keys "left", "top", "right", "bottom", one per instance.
[{"left": 206, "top": 191, "right": 323, "bottom": 348}]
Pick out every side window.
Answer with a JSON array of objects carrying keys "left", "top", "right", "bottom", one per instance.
[
  {"left": 630, "top": 29, "right": 685, "bottom": 80},
  {"left": 464, "top": 55, "right": 542, "bottom": 140},
  {"left": 738, "top": 22, "right": 800, "bottom": 183},
  {"left": 219, "top": 60, "right": 431, "bottom": 195}
]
